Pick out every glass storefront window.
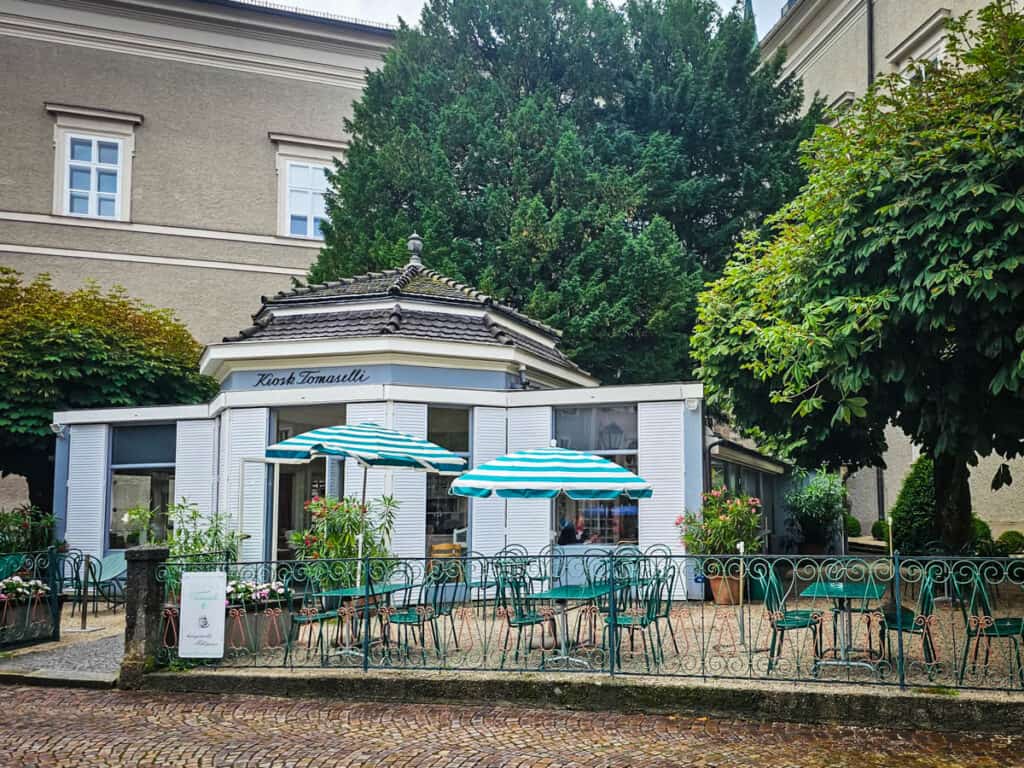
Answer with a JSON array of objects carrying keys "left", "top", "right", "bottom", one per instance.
[
  {"left": 427, "top": 408, "right": 470, "bottom": 553},
  {"left": 109, "top": 468, "right": 174, "bottom": 549},
  {"left": 553, "top": 405, "right": 638, "bottom": 545},
  {"left": 553, "top": 405, "right": 637, "bottom": 452},
  {"left": 109, "top": 425, "right": 176, "bottom": 550},
  {"left": 554, "top": 453, "right": 639, "bottom": 545}
]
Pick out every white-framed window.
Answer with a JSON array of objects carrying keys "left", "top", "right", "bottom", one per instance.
[
  {"left": 63, "top": 134, "right": 122, "bottom": 219},
  {"left": 886, "top": 9, "right": 951, "bottom": 82},
  {"left": 286, "top": 161, "right": 329, "bottom": 239},
  {"left": 47, "top": 103, "right": 141, "bottom": 222},
  {"left": 270, "top": 133, "right": 346, "bottom": 240}
]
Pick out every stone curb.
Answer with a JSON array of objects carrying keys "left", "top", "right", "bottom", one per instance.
[
  {"left": 0, "top": 668, "right": 118, "bottom": 690},
  {"left": 139, "top": 669, "right": 1024, "bottom": 735}
]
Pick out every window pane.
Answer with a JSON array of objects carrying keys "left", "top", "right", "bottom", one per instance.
[
  {"left": 313, "top": 218, "right": 326, "bottom": 238},
  {"left": 97, "top": 170, "right": 117, "bottom": 194},
  {"left": 288, "top": 163, "right": 311, "bottom": 188},
  {"left": 97, "top": 196, "right": 116, "bottom": 218},
  {"left": 427, "top": 474, "right": 467, "bottom": 553},
  {"left": 112, "top": 424, "right": 177, "bottom": 465},
  {"left": 69, "top": 193, "right": 89, "bottom": 214},
  {"left": 110, "top": 469, "right": 174, "bottom": 549},
  {"left": 290, "top": 215, "right": 308, "bottom": 236},
  {"left": 554, "top": 405, "right": 637, "bottom": 452},
  {"left": 289, "top": 189, "right": 309, "bottom": 214},
  {"left": 312, "top": 166, "right": 329, "bottom": 191},
  {"left": 69, "top": 166, "right": 91, "bottom": 191},
  {"left": 70, "top": 138, "right": 92, "bottom": 162},
  {"left": 98, "top": 141, "right": 118, "bottom": 165},
  {"left": 554, "top": 454, "right": 639, "bottom": 545},
  {"left": 312, "top": 192, "right": 326, "bottom": 218},
  {"left": 428, "top": 407, "right": 470, "bottom": 453}
]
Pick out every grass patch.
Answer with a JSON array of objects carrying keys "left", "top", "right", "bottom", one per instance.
[{"left": 911, "top": 686, "right": 959, "bottom": 697}]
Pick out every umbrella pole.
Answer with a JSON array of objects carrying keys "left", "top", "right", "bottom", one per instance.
[{"left": 357, "top": 466, "right": 367, "bottom": 587}]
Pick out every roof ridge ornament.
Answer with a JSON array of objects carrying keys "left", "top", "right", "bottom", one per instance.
[{"left": 407, "top": 232, "right": 423, "bottom": 267}]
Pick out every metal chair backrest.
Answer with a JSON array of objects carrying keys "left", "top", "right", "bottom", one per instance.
[
  {"left": 96, "top": 551, "right": 127, "bottom": 582},
  {"left": 422, "top": 558, "right": 465, "bottom": 617},
  {"left": 496, "top": 564, "right": 534, "bottom": 621},
  {"left": 0, "top": 553, "right": 24, "bottom": 580},
  {"left": 752, "top": 563, "right": 786, "bottom": 616}
]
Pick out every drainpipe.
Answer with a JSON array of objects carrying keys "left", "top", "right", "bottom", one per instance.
[{"left": 866, "top": 0, "right": 875, "bottom": 87}]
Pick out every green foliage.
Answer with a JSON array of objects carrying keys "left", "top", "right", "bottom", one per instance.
[
  {"left": 165, "top": 500, "right": 242, "bottom": 562},
  {"left": 997, "top": 530, "right": 1024, "bottom": 555},
  {"left": 0, "top": 270, "right": 218, "bottom": 510},
  {"left": 676, "top": 487, "right": 763, "bottom": 555},
  {"left": 890, "top": 457, "right": 937, "bottom": 553},
  {"left": 971, "top": 516, "right": 993, "bottom": 547},
  {"left": 311, "top": 0, "right": 815, "bottom": 384},
  {"left": 785, "top": 471, "right": 847, "bottom": 546},
  {"left": 871, "top": 519, "right": 889, "bottom": 542},
  {"left": 843, "top": 513, "right": 861, "bottom": 538},
  {"left": 692, "top": 3, "right": 1024, "bottom": 546},
  {"left": 0, "top": 505, "right": 53, "bottom": 553},
  {"left": 291, "top": 495, "right": 398, "bottom": 586}
]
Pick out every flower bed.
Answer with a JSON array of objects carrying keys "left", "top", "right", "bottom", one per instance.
[{"left": 0, "top": 575, "right": 55, "bottom": 644}]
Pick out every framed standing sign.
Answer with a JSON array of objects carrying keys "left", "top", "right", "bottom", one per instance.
[{"left": 179, "top": 571, "right": 227, "bottom": 658}]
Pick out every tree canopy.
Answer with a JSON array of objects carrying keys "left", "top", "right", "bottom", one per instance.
[
  {"left": 0, "top": 269, "right": 218, "bottom": 512},
  {"left": 692, "top": 2, "right": 1024, "bottom": 546},
  {"left": 311, "top": 0, "right": 815, "bottom": 383}
]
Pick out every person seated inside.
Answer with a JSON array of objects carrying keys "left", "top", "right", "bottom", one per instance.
[{"left": 557, "top": 513, "right": 596, "bottom": 545}]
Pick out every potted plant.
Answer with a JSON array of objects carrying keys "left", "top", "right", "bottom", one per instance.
[
  {"left": 290, "top": 495, "right": 398, "bottom": 601},
  {"left": 676, "top": 487, "right": 763, "bottom": 605},
  {"left": 785, "top": 472, "right": 847, "bottom": 555}
]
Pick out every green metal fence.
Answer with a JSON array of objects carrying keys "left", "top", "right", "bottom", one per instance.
[{"left": 155, "top": 551, "right": 1024, "bottom": 692}]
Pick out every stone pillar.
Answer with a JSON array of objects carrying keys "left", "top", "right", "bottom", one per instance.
[{"left": 119, "top": 545, "right": 169, "bottom": 689}]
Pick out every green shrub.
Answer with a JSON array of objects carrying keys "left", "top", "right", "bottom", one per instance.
[
  {"left": 871, "top": 519, "right": 889, "bottom": 542},
  {"left": 786, "top": 471, "right": 847, "bottom": 546},
  {"left": 996, "top": 530, "right": 1024, "bottom": 555},
  {"left": 970, "top": 516, "right": 992, "bottom": 544},
  {"left": 844, "top": 514, "right": 861, "bottom": 538},
  {"left": 890, "top": 457, "right": 936, "bottom": 552}
]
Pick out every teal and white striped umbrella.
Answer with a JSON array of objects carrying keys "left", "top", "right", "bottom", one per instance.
[
  {"left": 265, "top": 423, "right": 466, "bottom": 475},
  {"left": 450, "top": 446, "right": 653, "bottom": 500}
]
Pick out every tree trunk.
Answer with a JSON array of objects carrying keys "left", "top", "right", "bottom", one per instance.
[{"left": 933, "top": 454, "right": 972, "bottom": 550}]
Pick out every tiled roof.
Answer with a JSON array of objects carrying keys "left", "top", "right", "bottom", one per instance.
[
  {"left": 224, "top": 306, "right": 581, "bottom": 372},
  {"left": 264, "top": 263, "right": 561, "bottom": 338}
]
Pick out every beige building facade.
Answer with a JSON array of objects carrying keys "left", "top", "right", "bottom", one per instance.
[
  {"left": 0, "top": 0, "right": 393, "bottom": 506},
  {"left": 761, "top": 0, "right": 1024, "bottom": 539}
]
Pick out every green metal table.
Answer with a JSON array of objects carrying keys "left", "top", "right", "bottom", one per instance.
[
  {"left": 800, "top": 581, "right": 887, "bottom": 673},
  {"left": 525, "top": 583, "right": 612, "bottom": 669},
  {"left": 318, "top": 582, "right": 414, "bottom": 659}
]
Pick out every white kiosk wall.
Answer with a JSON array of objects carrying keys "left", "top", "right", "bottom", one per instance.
[
  {"left": 470, "top": 406, "right": 508, "bottom": 556},
  {"left": 506, "top": 406, "right": 552, "bottom": 554},
  {"left": 65, "top": 423, "right": 109, "bottom": 559},
  {"left": 175, "top": 419, "right": 218, "bottom": 517},
  {"left": 390, "top": 402, "right": 427, "bottom": 560},
  {"left": 223, "top": 408, "right": 268, "bottom": 562}
]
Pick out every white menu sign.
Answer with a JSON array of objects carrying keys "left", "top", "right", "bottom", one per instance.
[{"left": 179, "top": 571, "right": 226, "bottom": 659}]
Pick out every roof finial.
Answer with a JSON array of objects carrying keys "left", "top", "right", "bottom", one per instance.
[{"left": 407, "top": 232, "right": 423, "bottom": 267}]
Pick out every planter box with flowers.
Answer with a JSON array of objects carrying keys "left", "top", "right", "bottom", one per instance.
[
  {"left": 0, "top": 575, "right": 55, "bottom": 645},
  {"left": 224, "top": 580, "right": 292, "bottom": 654},
  {"left": 676, "top": 488, "right": 764, "bottom": 605}
]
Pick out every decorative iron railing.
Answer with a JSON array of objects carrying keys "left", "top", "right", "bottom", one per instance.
[
  {"left": 0, "top": 547, "right": 71, "bottom": 649},
  {"left": 155, "top": 551, "right": 1024, "bottom": 692}
]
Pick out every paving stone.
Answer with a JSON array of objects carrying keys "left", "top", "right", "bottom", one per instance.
[
  {"left": 0, "top": 634, "right": 122, "bottom": 674},
  {"left": 0, "top": 687, "right": 1019, "bottom": 767}
]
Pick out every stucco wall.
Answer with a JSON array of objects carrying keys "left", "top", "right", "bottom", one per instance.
[{"left": 0, "top": 35, "right": 365, "bottom": 234}]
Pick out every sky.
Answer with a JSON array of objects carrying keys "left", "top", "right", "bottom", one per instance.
[{"left": 283, "top": 0, "right": 787, "bottom": 38}]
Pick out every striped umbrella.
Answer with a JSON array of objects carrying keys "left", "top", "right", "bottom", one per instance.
[
  {"left": 266, "top": 422, "right": 466, "bottom": 475},
  {"left": 450, "top": 446, "right": 653, "bottom": 500}
]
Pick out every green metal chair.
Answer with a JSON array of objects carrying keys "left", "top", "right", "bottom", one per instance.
[
  {"left": 284, "top": 574, "right": 341, "bottom": 667},
  {"left": 495, "top": 560, "right": 551, "bottom": 667},
  {"left": 603, "top": 567, "right": 670, "bottom": 671},
  {"left": 384, "top": 560, "right": 464, "bottom": 664},
  {"left": 88, "top": 551, "right": 127, "bottom": 613},
  {"left": 879, "top": 569, "right": 938, "bottom": 670},
  {"left": 956, "top": 569, "right": 1024, "bottom": 687},
  {"left": 0, "top": 554, "right": 24, "bottom": 581},
  {"left": 754, "top": 564, "right": 823, "bottom": 674}
]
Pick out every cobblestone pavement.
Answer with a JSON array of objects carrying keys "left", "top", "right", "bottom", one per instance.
[
  {"left": 0, "top": 687, "right": 1020, "bottom": 767},
  {"left": 0, "top": 634, "right": 122, "bottom": 673}
]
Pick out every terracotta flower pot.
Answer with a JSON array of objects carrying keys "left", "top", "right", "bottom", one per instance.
[{"left": 708, "top": 574, "right": 742, "bottom": 605}]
